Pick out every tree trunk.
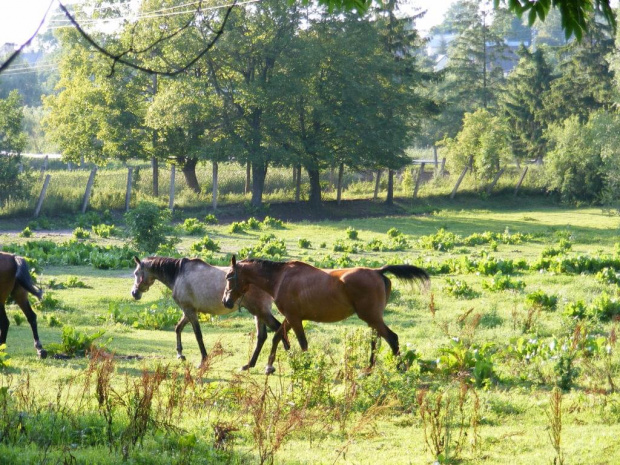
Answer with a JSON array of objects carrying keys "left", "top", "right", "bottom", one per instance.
[
  {"left": 181, "top": 157, "right": 201, "bottom": 194},
  {"left": 245, "top": 161, "right": 251, "bottom": 195},
  {"left": 307, "top": 167, "right": 322, "bottom": 211},
  {"left": 385, "top": 169, "right": 394, "bottom": 206},
  {"left": 212, "top": 160, "right": 218, "bottom": 211},
  {"left": 295, "top": 165, "right": 301, "bottom": 203},
  {"left": 373, "top": 169, "right": 382, "bottom": 200},
  {"left": 336, "top": 162, "right": 344, "bottom": 205},
  {"left": 151, "top": 157, "right": 159, "bottom": 197},
  {"left": 251, "top": 161, "right": 267, "bottom": 208}
]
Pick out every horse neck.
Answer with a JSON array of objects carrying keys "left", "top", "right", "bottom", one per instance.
[
  {"left": 242, "top": 263, "right": 282, "bottom": 298},
  {"left": 145, "top": 258, "right": 182, "bottom": 290}
]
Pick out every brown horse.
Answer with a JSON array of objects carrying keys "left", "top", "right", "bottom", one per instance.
[
  {"left": 131, "top": 256, "right": 288, "bottom": 370},
  {"left": 0, "top": 252, "right": 47, "bottom": 358},
  {"left": 222, "top": 256, "right": 429, "bottom": 373}
]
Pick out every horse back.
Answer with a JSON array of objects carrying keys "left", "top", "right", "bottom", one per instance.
[{"left": 173, "top": 261, "right": 231, "bottom": 315}]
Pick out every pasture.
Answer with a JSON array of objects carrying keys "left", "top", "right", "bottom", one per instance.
[{"left": 1, "top": 203, "right": 620, "bottom": 464}]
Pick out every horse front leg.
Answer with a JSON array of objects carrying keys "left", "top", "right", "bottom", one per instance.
[
  {"left": 175, "top": 314, "right": 189, "bottom": 361},
  {"left": 12, "top": 287, "right": 46, "bottom": 359},
  {"left": 266, "top": 320, "right": 292, "bottom": 375},
  {"left": 243, "top": 316, "right": 267, "bottom": 371}
]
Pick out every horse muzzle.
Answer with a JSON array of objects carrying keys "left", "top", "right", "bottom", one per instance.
[
  {"left": 131, "top": 289, "right": 142, "bottom": 300},
  {"left": 222, "top": 294, "right": 234, "bottom": 309}
]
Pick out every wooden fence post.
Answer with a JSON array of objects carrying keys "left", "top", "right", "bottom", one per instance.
[
  {"left": 486, "top": 168, "right": 505, "bottom": 195},
  {"left": 514, "top": 166, "right": 529, "bottom": 197},
  {"left": 43, "top": 155, "right": 48, "bottom": 171},
  {"left": 34, "top": 174, "right": 51, "bottom": 218},
  {"left": 169, "top": 164, "right": 176, "bottom": 211},
  {"left": 413, "top": 162, "right": 425, "bottom": 199},
  {"left": 433, "top": 146, "right": 438, "bottom": 175},
  {"left": 125, "top": 167, "right": 133, "bottom": 212},
  {"left": 450, "top": 166, "right": 468, "bottom": 199},
  {"left": 439, "top": 157, "right": 446, "bottom": 177},
  {"left": 81, "top": 168, "right": 97, "bottom": 214},
  {"left": 67, "top": 162, "right": 73, "bottom": 171}
]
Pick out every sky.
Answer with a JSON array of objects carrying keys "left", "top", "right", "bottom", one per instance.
[{"left": 0, "top": 0, "right": 457, "bottom": 47}]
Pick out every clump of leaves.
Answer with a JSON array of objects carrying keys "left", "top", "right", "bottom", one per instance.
[
  {"left": 263, "top": 216, "right": 285, "bottom": 229},
  {"left": 596, "top": 267, "right": 620, "bottom": 285},
  {"left": 92, "top": 224, "right": 117, "bottom": 238},
  {"left": 298, "top": 238, "right": 311, "bottom": 249},
  {"left": 482, "top": 272, "right": 525, "bottom": 292},
  {"left": 204, "top": 214, "right": 218, "bottom": 225},
  {"left": 419, "top": 228, "right": 459, "bottom": 251},
  {"left": 444, "top": 278, "right": 479, "bottom": 299},
  {"left": 386, "top": 227, "right": 401, "bottom": 238},
  {"left": 34, "top": 292, "right": 60, "bottom": 311},
  {"left": 18, "top": 226, "right": 33, "bottom": 238},
  {"left": 437, "top": 339, "right": 495, "bottom": 387},
  {"left": 333, "top": 239, "right": 359, "bottom": 253},
  {"left": 72, "top": 227, "right": 91, "bottom": 240},
  {"left": 0, "top": 344, "right": 9, "bottom": 368},
  {"left": 246, "top": 217, "right": 261, "bottom": 230},
  {"left": 229, "top": 222, "right": 246, "bottom": 234},
  {"left": 190, "top": 235, "right": 221, "bottom": 254},
  {"left": 47, "top": 326, "right": 109, "bottom": 357},
  {"left": 238, "top": 234, "right": 287, "bottom": 259},
  {"left": 12, "top": 313, "right": 24, "bottom": 326},
  {"left": 345, "top": 227, "right": 358, "bottom": 240},
  {"left": 526, "top": 290, "right": 558, "bottom": 311},
  {"left": 181, "top": 218, "right": 206, "bottom": 236}
]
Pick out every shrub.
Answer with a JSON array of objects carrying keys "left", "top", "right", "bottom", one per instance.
[
  {"left": 125, "top": 201, "right": 172, "bottom": 253},
  {"left": 437, "top": 338, "right": 495, "bottom": 387},
  {"left": 238, "top": 234, "right": 287, "bottom": 259},
  {"left": 181, "top": 218, "right": 205, "bottom": 236},
  {"left": 204, "top": 214, "right": 218, "bottom": 225},
  {"left": 298, "top": 238, "right": 311, "bottom": 249},
  {"left": 0, "top": 344, "right": 9, "bottom": 368},
  {"left": 444, "top": 278, "right": 479, "bottom": 299},
  {"left": 190, "top": 235, "right": 221, "bottom": 254},
  {"left": 419, "top": 228, "right": 459, "bottom": 251},
  {"left": 92, "top": 223, "right": 117, "bottom": 238},
  {"left": 482, "top": 272, "right": 525, "bottom": 292},
  {"left": 526, "top": 290, "right": 558, "bottom": 311},
  {"left": 18, "top": 227, "right": 33, "bottom": 238},
  {"left": 72, "top": 227, "right": 91, "bottom": 240},
  {"left": 229, "top": 222, "right": 246, "bottom": 234},
  {"left": 345, "top": 227, "right": 358, "bottom": 240},
  {"left": 246, "top": 217, "right": 261, "bottom": 230},
  {"left": 47, "top": 326, "right": 108, "bottom": 357},
  {"left": 386, "top": 227, "right": 401, "bottom": 238},
  {"left": 263, "top": 216, "right": 285, "bottom": 229}
]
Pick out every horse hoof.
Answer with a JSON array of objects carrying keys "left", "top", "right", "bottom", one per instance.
[
  {"left": 177, "top": 354, "right": 186, "bottom": 361},
  {"left": 38, "top": 349, "right": 48, "bottom": 359},
  {"left": 282, "top": 341, "right": 291, "bottom": 351},
  {"left": 265, "top": 366, "right": 276, "bottom": 375},
  {"left": 240, "top": 364, "right": 250, "bottom": 371}
]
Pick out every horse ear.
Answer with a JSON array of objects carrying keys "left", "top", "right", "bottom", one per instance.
[
  {"left": 231, "top": 255, "right": 236, "bottom": 267},
  {"left": 133, "top": 256, "right": 141, "bottom": 266}
]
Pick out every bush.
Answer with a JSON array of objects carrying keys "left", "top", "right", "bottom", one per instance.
[
  {"left": 229, "top": 222, "right": 245, "bottom": 234},
  {"left": 526, "top": 290, "right": 558, "bottom": 311},
  {"left": 72, "top": 227, "right": 91, "bottom": 240},
  {"left": 204, "top": 214, "right": 218, "bottom": 225},
  {"left": 298, "top": 238, "right": 311, "bottom": 249},
  {"left": 190, "top": 235, "right": 221, "bottom": 254},
  {"left": 345, "top": 227, "right": 358, "bottom": 240},
  {"left": 482, "top": 272, "right": 525, "bottom": 292},
  {"left": 125, "top": 201, "right": 173, "bottom": 253},
  {"left": 444, "top": 278, "right": 479, "bottom": 299},
  {"left": 263, "top": 216, "right": 285, "bottom": 229},
  {"left": 92, "top": 223, "right": 117, "bottom": 238},
  {"left": 46, "top": 326, "right": 108, "bottom": 357},
  {"left": 18, "top": 227, "right": 33, "bottom": 238},
  {"left": 181, "top": 218, "right": 205, "bottom": 236}
]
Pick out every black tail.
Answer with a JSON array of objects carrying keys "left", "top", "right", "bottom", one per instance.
[
  {"left": 378, "top": 264, "right": 430, "bottom": 288},
  {"left": 14, "top": 256, "right": 43, "bottom": 300}
]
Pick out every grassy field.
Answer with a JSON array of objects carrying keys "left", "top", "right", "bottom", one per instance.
[{"left": 1, "top": 203, "right": 619, "bottom": 464}]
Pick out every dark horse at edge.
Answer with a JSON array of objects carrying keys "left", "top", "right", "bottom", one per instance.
[
  {"left": 0, "top": 252, "right": 47, "bottom": 358},
  {"left": 222, "top": 256, "right": 429, "bottom": 374},
  {"left": 131, "top": 256, "right": 288, "bottom": 371}
]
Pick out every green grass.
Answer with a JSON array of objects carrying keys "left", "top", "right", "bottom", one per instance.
[{"left": 0, "top": 205, "right": 620, "bottom": 463}]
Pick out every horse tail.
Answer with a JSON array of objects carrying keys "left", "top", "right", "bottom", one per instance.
[
  {"left": 377, "top": 264, "right": 430, "bottom": 289},
  {"left": 14, "top": 256, "right": 43, "bottom": 300}
]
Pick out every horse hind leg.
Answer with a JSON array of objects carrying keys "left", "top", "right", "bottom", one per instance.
[
  {"left": 12, "top": 286, "right": 47, "bottom": 359},
  {"left": 243, "top": 316, "right": 268, "bottom": 371},
  {"left": 266, "top": 320, "right": 294, "bottom": 375},
  {"left": 0, "top": 302, "right": 9, "bottom": 346}
]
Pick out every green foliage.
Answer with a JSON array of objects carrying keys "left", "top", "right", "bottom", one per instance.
[
  {"left": 596, "top": 267, "right": 620, "bottom": 285},
  {"left": 204, "top": 213, "right": 218, "bottom": 225},
  {"left": 0, "top": 91, "right": 29, "bottom": 204},
  {"left": 124, "top": 201, "right": 173, "bottom": 254},
  {"left": 92, "top": 223, "right": 117, "bottom": 238},
  {"left": 47, "top": 326, "right": 108, "bottom": 357},
  {"left": 108, "top": 300, "right": 181, "bottom": 331},
  {"left": 181, "top": 218, "right": 206, "bottom": 236},
  {"left": 72, "top": 227, "right": 91, "bottom": 240},
  {"left": 345, "top": 227, "right": 358, "bottom": 240},
  {"left": 482, "top": 272, "right": 525, "bottom": 292},
  {"left": 228, "top": 222, "right": 246, "bottom": 234},
  {"left": 437, "top": 339, "right": 495, "bottom": 387},
  {"left": 12, "top": 313, "right": 24, "bottom": 326},
  {"left": 0, "top": 344, "right": 9, "bottom": 368},
  {"left": 263, "top": 216, "right": 284, "bottom": 229},
  {"left": 246, "top": 217, "right": 261, "bottom": 230},
  {"left": 419, "top": 228, "right": 459, "bottom": 251},
  {"left": 333, "top": 239, "right": 359, "bottom": 253},
  {"left": 298, "top": 238, "right": 311, "bottom": 249},
  {"left": 189, "top": 235, "right": 221, "bottom": 254},
  {"left": 526, "top": 290, "right": 558, "bottom": 311},
  {"left": 444, "top": 278, "right": 479, "bottom": 299},
  {"left": 238, "top": 234, "right": 287, "bottom": 259},
  {"left": 34, "top": 292, "right": 60, "bottom": 312},
  {"left": 18, "top": 226, "right": 33, "bottom": 238},
  {"left": 386, "top": 227, "right": 401, "bottom": 238}
]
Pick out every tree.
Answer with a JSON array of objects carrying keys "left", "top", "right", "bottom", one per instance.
[
  {"left": 499, "top": 46, "right": 553, "bottom": 162},
  {"left": 0, "top": 90, "right": 29, "bottom": 203}
]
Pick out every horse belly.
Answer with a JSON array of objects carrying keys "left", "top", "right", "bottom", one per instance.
[{"left": 295, "top": 297, "right": 354, "bottom": 323}]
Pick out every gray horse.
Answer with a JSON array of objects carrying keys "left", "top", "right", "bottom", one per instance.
[{"left": 131, "top": 256, "right": 287, "bottom": 371}]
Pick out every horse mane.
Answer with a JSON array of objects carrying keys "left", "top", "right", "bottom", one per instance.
[
  {"left": 242, "top": 258, "right": 289, "bottom": 273},
  {"left": 143, "top": 256, "right": 187, "bottom": 285}
]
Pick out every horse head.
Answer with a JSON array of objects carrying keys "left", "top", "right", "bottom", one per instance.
[
  {"left": 131, "top": 256, "right": 156, "bottom": 300},
  {"left": 222, "top": 255, "right": 245, "bottom": 309}
]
